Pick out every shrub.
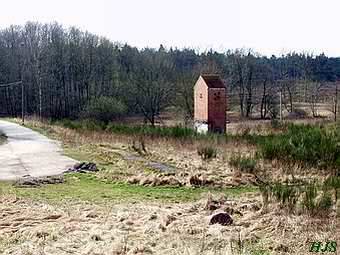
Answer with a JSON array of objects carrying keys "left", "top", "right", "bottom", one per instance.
[
  {"left": 58, "top": 119, "right": 82, "bottom": 130},
  {"left": 259, "top": 124, "right": 340, "bottom": 169},
  {"left": 81, "top": 119, "right": 106, "bottom": 131},
  {"left": 270, "top": 119, "right": 280, "bottom": 129},
  {"left": 81, "top": 96, "right": 127, "bottom": 124},
  {"left": 270, "top": 182, "right": 300, "bottom": 211},
  {"left": 301, "top": 182, "right": 318, "bottom": 213},
  {"left": 323, "top": 176, "right": 340, "bottom": 201},
  {"left": 229, "top": 154, "right": 257, "bottom": 173},
  {"left": 260, "top": 179, "right": 338, "bottom": 215},
  {"left": 259, "top": 183, "right": 270, "bottom": 208},
  {"left": 317, "top": 191, "right": 333, "bottom": 212},
  {"left": 197, "top": 145, "right": 217, "bottom": 160},
  {"left": 58, "top": 119, "right": 106, "bottom": 131}
]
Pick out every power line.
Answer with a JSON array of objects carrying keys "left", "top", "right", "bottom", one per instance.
[{"left": 0, "top": 81, "right": 22, "bottom": 88}]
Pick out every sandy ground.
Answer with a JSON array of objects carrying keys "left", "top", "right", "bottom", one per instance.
[{"left": 0, "top": 194, "right": 338, "bottom": 255}]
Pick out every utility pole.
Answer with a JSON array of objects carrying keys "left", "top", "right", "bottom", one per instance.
[
  {"left": 38, "top": 74, "right": 47, "bottom": 120},
  {"left": 39, "top": 76, "right": 42, "bottom": 120},
  {"left": 21, "top": 80, "right": 24, "bottom": 125},
  {"left": 279, "top": 89, "right": 283, "bottom": 122},
  {"left": 20, "top": 41, "right": 26, "bottom": 125},
  {"left": 335, "top": 83, "right": 338, "bottom": 122}
]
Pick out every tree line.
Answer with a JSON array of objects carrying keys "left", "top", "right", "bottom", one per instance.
[{"left": 0, "top": 22, "right": 339, "bottom": 125}]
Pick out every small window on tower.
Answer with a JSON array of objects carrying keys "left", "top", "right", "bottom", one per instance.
[{"left": 200, "top": 93, "right": 203, "bottom": 99}]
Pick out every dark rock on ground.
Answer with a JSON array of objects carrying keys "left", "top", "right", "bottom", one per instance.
[
  {"left": 189, "top": 174, "right": 204, "bottom": 186},
  {"left": 14, "top": 177, "right": 41, "bottom": 187},
  {"left": 188, "top": 174, "right": 216, "bottom": 187},
  {"left": 65, "top": 162, "right": 98, "bottom": 173},
  {"left": 209, "top": 212, "right": 233, "bottom": 226},
  {"left": 14, "top": 175, "right": 64, "bottom": 188}
]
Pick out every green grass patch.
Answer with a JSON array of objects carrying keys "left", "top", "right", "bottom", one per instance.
[{"left": 0, "top": 174, "right": 258, "bottom": 203}]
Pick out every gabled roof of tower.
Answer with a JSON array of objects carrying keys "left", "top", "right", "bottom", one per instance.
[{"left": 201, "top": 75, "right": 225, "bottom": 89}]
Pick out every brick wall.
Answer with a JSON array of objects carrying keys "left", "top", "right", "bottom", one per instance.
[{"left": 208, "top": 88, "right": 226, "bottom": 132}]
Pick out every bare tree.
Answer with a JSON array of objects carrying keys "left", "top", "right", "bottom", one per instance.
[
  {"left": 130, "top": 51, "right": 175, "bottom": 126},
  {"left": 229, "top": 49, "right": 256, "bottom": 118},
  {"left": 308, "top": 82, "right": 323, "bottom": 117}
]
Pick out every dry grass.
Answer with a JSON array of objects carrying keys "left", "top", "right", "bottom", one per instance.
[
  {"left": 2, "top": 117, "right": 338, "bottom": 254},
  {"left": 0, "top": 193, "right": 338, "bottom": 255}
]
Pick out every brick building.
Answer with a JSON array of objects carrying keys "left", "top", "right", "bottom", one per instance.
[{"left": 194, "top": 75, "right": 226, "bottom": 133}]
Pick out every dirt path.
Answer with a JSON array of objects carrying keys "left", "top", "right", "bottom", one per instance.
[{"left": 0, "top": 120, "right": 76, "bottom": 180}]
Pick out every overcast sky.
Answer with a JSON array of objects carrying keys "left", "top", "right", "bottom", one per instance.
[{"left": 1, "top": 0, "right": 339, "bottom": 56}]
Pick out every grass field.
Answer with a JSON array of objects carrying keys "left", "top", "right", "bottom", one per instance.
[
  {"left": 0, "top": 117, "right": 339, "bottom": 254},
  {"left": 0, "top": 173, "right": 258, "bottom": 203}
]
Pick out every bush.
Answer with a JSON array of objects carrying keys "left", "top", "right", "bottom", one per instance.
[
  {"left": 259, "top": 124, "right": 340, "bottom": 169},
  {"left": 229, "top": 154, "right": 257, "bottom": 173},
  {"left": 323, "top": 176, "right": 340, "bottom": 201},
  {"left": 260, "top": 179, "right": 338, "bottom": 215},
  {"left": 58, "top": 119, "right": 82, "bottom": 130},
  {"left": 302, "top": 182, "right": 334, "bottom": 216},
  {"left": 197, "top": 145, "right": 217, "bottom": 160},
  {"left": 317, "top": 191, "right": 333, "bottom": 212},
  {"left": 81, "top": 119, "right": 107, "bottom": 131},
  {"left": 301, "top": 182, "right": 318, "bottom": 213},
  {"left": 57, "top": 119, "right": 106, "bottom": 131},
  {"left": 81, "top": 96, "right": 127, "bottom": 124},
  {"left": 270, "top": 119, "right": 281, "bottom": 129},
  {"left": 270, "top": 182, "right": 300, "bottom": 211}
]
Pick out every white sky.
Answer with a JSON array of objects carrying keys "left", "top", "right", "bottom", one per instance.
[{"left": 0, "top": 0, "right": 339, "bottom": 57}]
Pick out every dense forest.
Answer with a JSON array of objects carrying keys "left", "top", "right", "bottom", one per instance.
[{"left": 0, "top": 22, "right": 339, "bottom": 124}]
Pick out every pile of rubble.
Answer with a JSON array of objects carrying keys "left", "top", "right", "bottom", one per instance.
[{"left": 65, "top": 162, "right": 98, "bottom": 173}]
